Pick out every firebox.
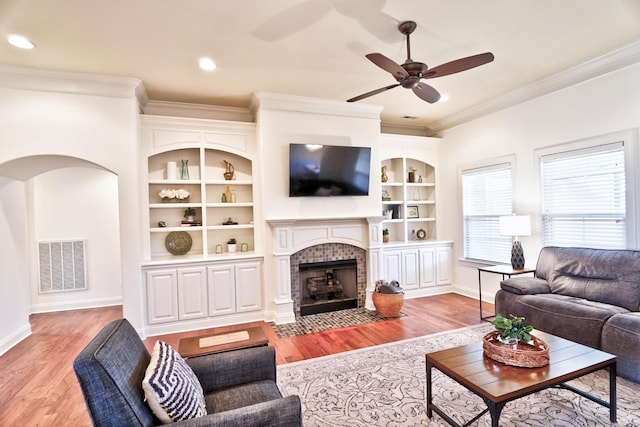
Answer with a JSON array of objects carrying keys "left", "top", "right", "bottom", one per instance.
[{"left": 298, "top": 259, "right": 358, "bottom": 315}]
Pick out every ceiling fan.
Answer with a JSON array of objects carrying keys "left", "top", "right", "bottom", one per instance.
[{"left": 347, "top": 21, "right": 494, "bottom": 104}]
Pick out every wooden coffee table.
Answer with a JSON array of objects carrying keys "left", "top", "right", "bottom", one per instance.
[
  {"left": 178, "top": 326, "right": 268, "bottom": 359},
  {"left": 425, "top": 330, "right": 616, "bottom": 427}
]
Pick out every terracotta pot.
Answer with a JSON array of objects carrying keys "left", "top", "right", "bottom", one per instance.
[{"left": 372, "top": 292, "right": 404, "bottom": 318}]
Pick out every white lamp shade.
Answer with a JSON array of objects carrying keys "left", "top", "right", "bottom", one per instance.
[{"left": 499, "top": 215, "right": 531, "bottom": 237}]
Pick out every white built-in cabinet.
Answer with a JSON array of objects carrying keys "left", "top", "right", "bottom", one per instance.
[
  {"left": 141, "top": 115, "right": 264, "bottom": 333},
  {"left": 145, "top": 260, "right": 262, "bottom": 326},
  {"left": 382, "top": 243, "right": 452, "bottom": 292},
  {"left": 380, "top": 134, "right": 454, "bottom": 295}
]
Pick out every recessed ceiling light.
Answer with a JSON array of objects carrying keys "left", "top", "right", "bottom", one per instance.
[
  {"left": 439, "top": 94, "right": 449, "bottom": 103},
  {"left": 198, "top": 57, "right": 216, "bottom": 71},
  {"left": 8, "top": 34, "right": 35, "bottom": 49}
]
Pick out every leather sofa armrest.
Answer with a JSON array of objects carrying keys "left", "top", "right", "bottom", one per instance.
[
  {"left": 187, "top": 346, "right": 276, "bottom": 393},
  {"left": 500, "top": 277, "right": 551, "bottom": 295},
  {"left": 170, "top": 395, "right": 303, "bottom": 427}
]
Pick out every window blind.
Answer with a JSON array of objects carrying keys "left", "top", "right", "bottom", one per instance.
[
  {"left": 540, "top": 142, "right": 625, "bottom": 249},
  {"left": 462, "top": 164, "right": 513, "bottom": 263}
]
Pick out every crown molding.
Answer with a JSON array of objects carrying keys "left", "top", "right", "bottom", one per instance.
[
  {"left": 250, "top": 92, "right": 383, "bottom": 121},
  {"left": 143, "top": 100, "right": 253, "bottom": 122},
  {"left": 0, "top": 65, "right": 143, "bottom": 102},
  {"left": 427, "top": 39, "right": 640, "bottom": 133}
]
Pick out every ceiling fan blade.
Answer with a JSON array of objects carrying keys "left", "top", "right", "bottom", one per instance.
[
  {"left": 347, "top": 83, "right": 400, "bottom": 102},
  {"left": 413, "top": 83, "right": 441, "bottom": 103},
  {"left": 366, "top": 53, "right": 408, "bottom": 79},
  {"left": 425, "top": 52, "right": 495, "bottom": 79}
]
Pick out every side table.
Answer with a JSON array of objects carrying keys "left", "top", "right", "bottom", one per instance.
[
  {"left": 178, "top": 326, "right": 269, "bottom": 358},
  {"left": 478, "top": 265, "right": 535, "bottom": 320}
]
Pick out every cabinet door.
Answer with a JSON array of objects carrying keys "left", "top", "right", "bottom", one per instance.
[
  {"left": 146, "top": 269, "right": 178, "bottom": 324},
  {"left": 207, "top": 265, "right": 236, "bottom": 316},
  {"left": 436, "top": 246, "right": 452, "bottom": 285},
  {"left": 235, "top": 261, "right": 262, "bottom": 313},
  {"left": 383, "top": 250, "right": 402, "bottom": 283},
  {"left": 177, "top": 267, "right": 207, "bottom": 320},
  {"left": 419, "top": 248, "right": 436, "bottom": 288},
  {"left": 402, "top": 249, "right": 420, "bottom": 290}
]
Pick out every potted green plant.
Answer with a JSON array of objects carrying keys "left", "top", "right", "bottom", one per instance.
[
  {"left": 491, "top": 314, "right": 533, "bottom": 345},
  {"left": 183, "top": 207, "right": 196, "bottom": 222},
  {"left": 372, "top": 279, "right": 404, "bottom": 317},
  {"left": 382, "top": 228, "right": 389, "bottom": 243},
  {"left": 227, "top": 237, "right": 237, "bottom": 253}
]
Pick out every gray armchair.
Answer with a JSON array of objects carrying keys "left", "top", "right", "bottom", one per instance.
[{"left": 73, "top": 319, "right": 302, "bottom": 426}]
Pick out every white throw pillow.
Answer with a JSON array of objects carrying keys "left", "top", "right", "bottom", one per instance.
[{"left": 142, "top": 340, "right": 207, "bottom": 423}]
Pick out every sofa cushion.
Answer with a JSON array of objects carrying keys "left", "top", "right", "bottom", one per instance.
[
  {"left": 142, "top": 341, "right": 207, "bottom": 423},
  {"left": 495, "top": 290, "right": 628, "bottom": 348},
  {"left": 601, "top": 313, "right": 640, "bottom": 383},
  {"left": 535, "top": 247, "right": 640, "bottom": 311},
  {"left": 552, "top": 275, "right": 640, "bottom": 311},
  {"left": 205, "top": 379, "right": 283, "bottom": 413},
  {"left": 500, "top": 277, "right": 551, "bottom": 295}
]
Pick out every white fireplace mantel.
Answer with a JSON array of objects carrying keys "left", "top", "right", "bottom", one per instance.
[{"left": 267, "top": 217, "right": 384, "bottom": 324}]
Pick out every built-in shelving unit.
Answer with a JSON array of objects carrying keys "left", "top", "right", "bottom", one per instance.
[
  {"left": 381, "top": 156, "right": 436, "bottom": 244},
  {"left": 140, "top": 115, "right": 264, "bottom": 335}
]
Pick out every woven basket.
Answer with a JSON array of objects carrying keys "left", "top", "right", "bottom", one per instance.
[
  {"left": 372, "top": 292, "right": 404, "bottom": 318},
  {"left": 483, "top": 331, "right": 550, "bottom": 368}
]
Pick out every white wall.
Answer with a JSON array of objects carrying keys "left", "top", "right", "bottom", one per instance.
[
  {"left": 29, "top": 167, "right": 122, "bottom": 312},
  {"left": 0, "top": 71, "right": 144, "bottom": 349},
  {"left": 251, "top": 93, "right": 384, "bottom": 319},
  {"left": 438, "top": 62, "right": 640, "bottom": 301},
  {"left": 0, "top": 178, "right": 31, "bottom": 355}
]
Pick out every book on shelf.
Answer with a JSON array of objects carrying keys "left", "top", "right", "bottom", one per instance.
[{"left": 181, "top": 220, "right": 202, "bottom": 227}]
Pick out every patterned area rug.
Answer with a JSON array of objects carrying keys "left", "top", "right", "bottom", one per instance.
[
  {"left": 277, "top": 324, "right": 640, "bottom": 426},
  {"left": 269, "top": 308, "right": 405, "bottom": 338}
]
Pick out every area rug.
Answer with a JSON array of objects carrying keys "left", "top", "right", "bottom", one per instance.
[
  {"left": 269, "top": 308, "right": 405, "bottom": 338},
  {"left": 277, "top": 324, "right": 640, "bottom": 426}
]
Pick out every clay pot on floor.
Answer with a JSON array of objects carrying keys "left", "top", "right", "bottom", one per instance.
[{"left": 372, "top": 292, "right": 404, "bottom": 318}]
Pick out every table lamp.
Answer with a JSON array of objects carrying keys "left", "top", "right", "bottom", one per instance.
[{"left": 499, "top": 214, "right": 531, "bottom": 269}]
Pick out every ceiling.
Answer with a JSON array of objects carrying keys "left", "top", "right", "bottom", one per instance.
[{"left": 1, "top": 0, "right": 639, "bottom": 133}]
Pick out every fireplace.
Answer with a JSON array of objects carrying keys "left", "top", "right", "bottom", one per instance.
[
  {"left": 267, "top": 217, "right": 385, "bottom": 324},
  {"left": 290, "top": 243, "right": 367, "bottom": 316},
  {"left": 298, "top": 259, "right": 358, "bottom": 315}
]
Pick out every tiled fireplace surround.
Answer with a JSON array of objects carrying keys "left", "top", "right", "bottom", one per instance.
[{"left": 268, "top": 217, "right": 384, "bottom": 324}]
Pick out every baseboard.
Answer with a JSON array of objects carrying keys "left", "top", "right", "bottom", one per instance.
[
  {"left": 30, "top": 296, "right": 123, "bottom": 314},
  {"left": 0, "top": 323, "right": 31, "bottom": 357}
]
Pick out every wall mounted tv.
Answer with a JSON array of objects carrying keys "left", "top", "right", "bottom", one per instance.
[{"left": 289, "top": 143, "right": 371, "bottom": 197}]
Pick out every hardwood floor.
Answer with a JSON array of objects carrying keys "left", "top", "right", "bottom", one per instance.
[{"left": 0, "top": 293, "right": 491, "bottom": 426}]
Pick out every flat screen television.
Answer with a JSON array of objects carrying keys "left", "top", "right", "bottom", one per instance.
[{"left": 289, "top": 143, "right": 371, "bottom": 197}]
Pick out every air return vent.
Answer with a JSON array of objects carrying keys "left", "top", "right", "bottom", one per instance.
[{"left": 38, "top": 240, "right": 87, "bottom": 293}]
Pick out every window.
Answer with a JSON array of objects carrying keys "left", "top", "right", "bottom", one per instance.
[
  {"left": 540, "top": 142, "right": 626, "bottom": 248},
  {"left": 461, "top": 162, "right": 513, "bottom": 263}
]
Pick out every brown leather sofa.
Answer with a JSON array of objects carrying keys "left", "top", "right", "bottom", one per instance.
[{"left": 495, "top": 246, "right": 640, "bottom": 382}]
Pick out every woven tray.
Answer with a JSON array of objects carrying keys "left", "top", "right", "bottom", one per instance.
[{"left": 483, "top": 331, "right": 550, "bottom": 368}]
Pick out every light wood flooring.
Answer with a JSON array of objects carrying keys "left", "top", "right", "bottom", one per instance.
[{"left": 0, "top": 293, "right": 491, "bottom": 426}]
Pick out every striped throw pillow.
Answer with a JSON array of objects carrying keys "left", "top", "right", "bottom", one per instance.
[{"left": 142, "top": 341, "right": 207, "bottom": 423}]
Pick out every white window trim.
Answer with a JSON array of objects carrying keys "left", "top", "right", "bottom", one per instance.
[
  {"left": 534, "top": 129, "right": 638, "bottom": 249},
  {"left": 458, "top": 154, "right": 517, "bottom": 263}
]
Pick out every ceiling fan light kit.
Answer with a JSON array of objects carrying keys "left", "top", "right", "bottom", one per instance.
[{"left": 347, "top": 21, "right": 494, "bottom": 104}]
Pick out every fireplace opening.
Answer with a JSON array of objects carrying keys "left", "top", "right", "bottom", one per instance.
[{"left": 299, "top": 259, "right": 358, "bottom": 316}]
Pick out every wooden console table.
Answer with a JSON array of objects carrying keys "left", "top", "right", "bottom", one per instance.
[{"left": 178, "top": 326, "right": 269, "bottom": 358}]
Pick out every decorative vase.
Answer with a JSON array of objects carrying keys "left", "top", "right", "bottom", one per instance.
[
  {"left": 180, "top": 159, "right": 190, "bottom": 180},
  {"left": 223, "top": 160, "right": 235, "bottom": 180},
  {"left": 166, "top": 161, "right": 177, "bottom": 180},
  {"left": 225, "top": 186, "right": 232, "bottom": 203},
  {"left": 381, "top": 165, "right": 388, "bottom": 182},
  {"left": 372, "top": 292, "right": 404, "bottom": 318}
]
